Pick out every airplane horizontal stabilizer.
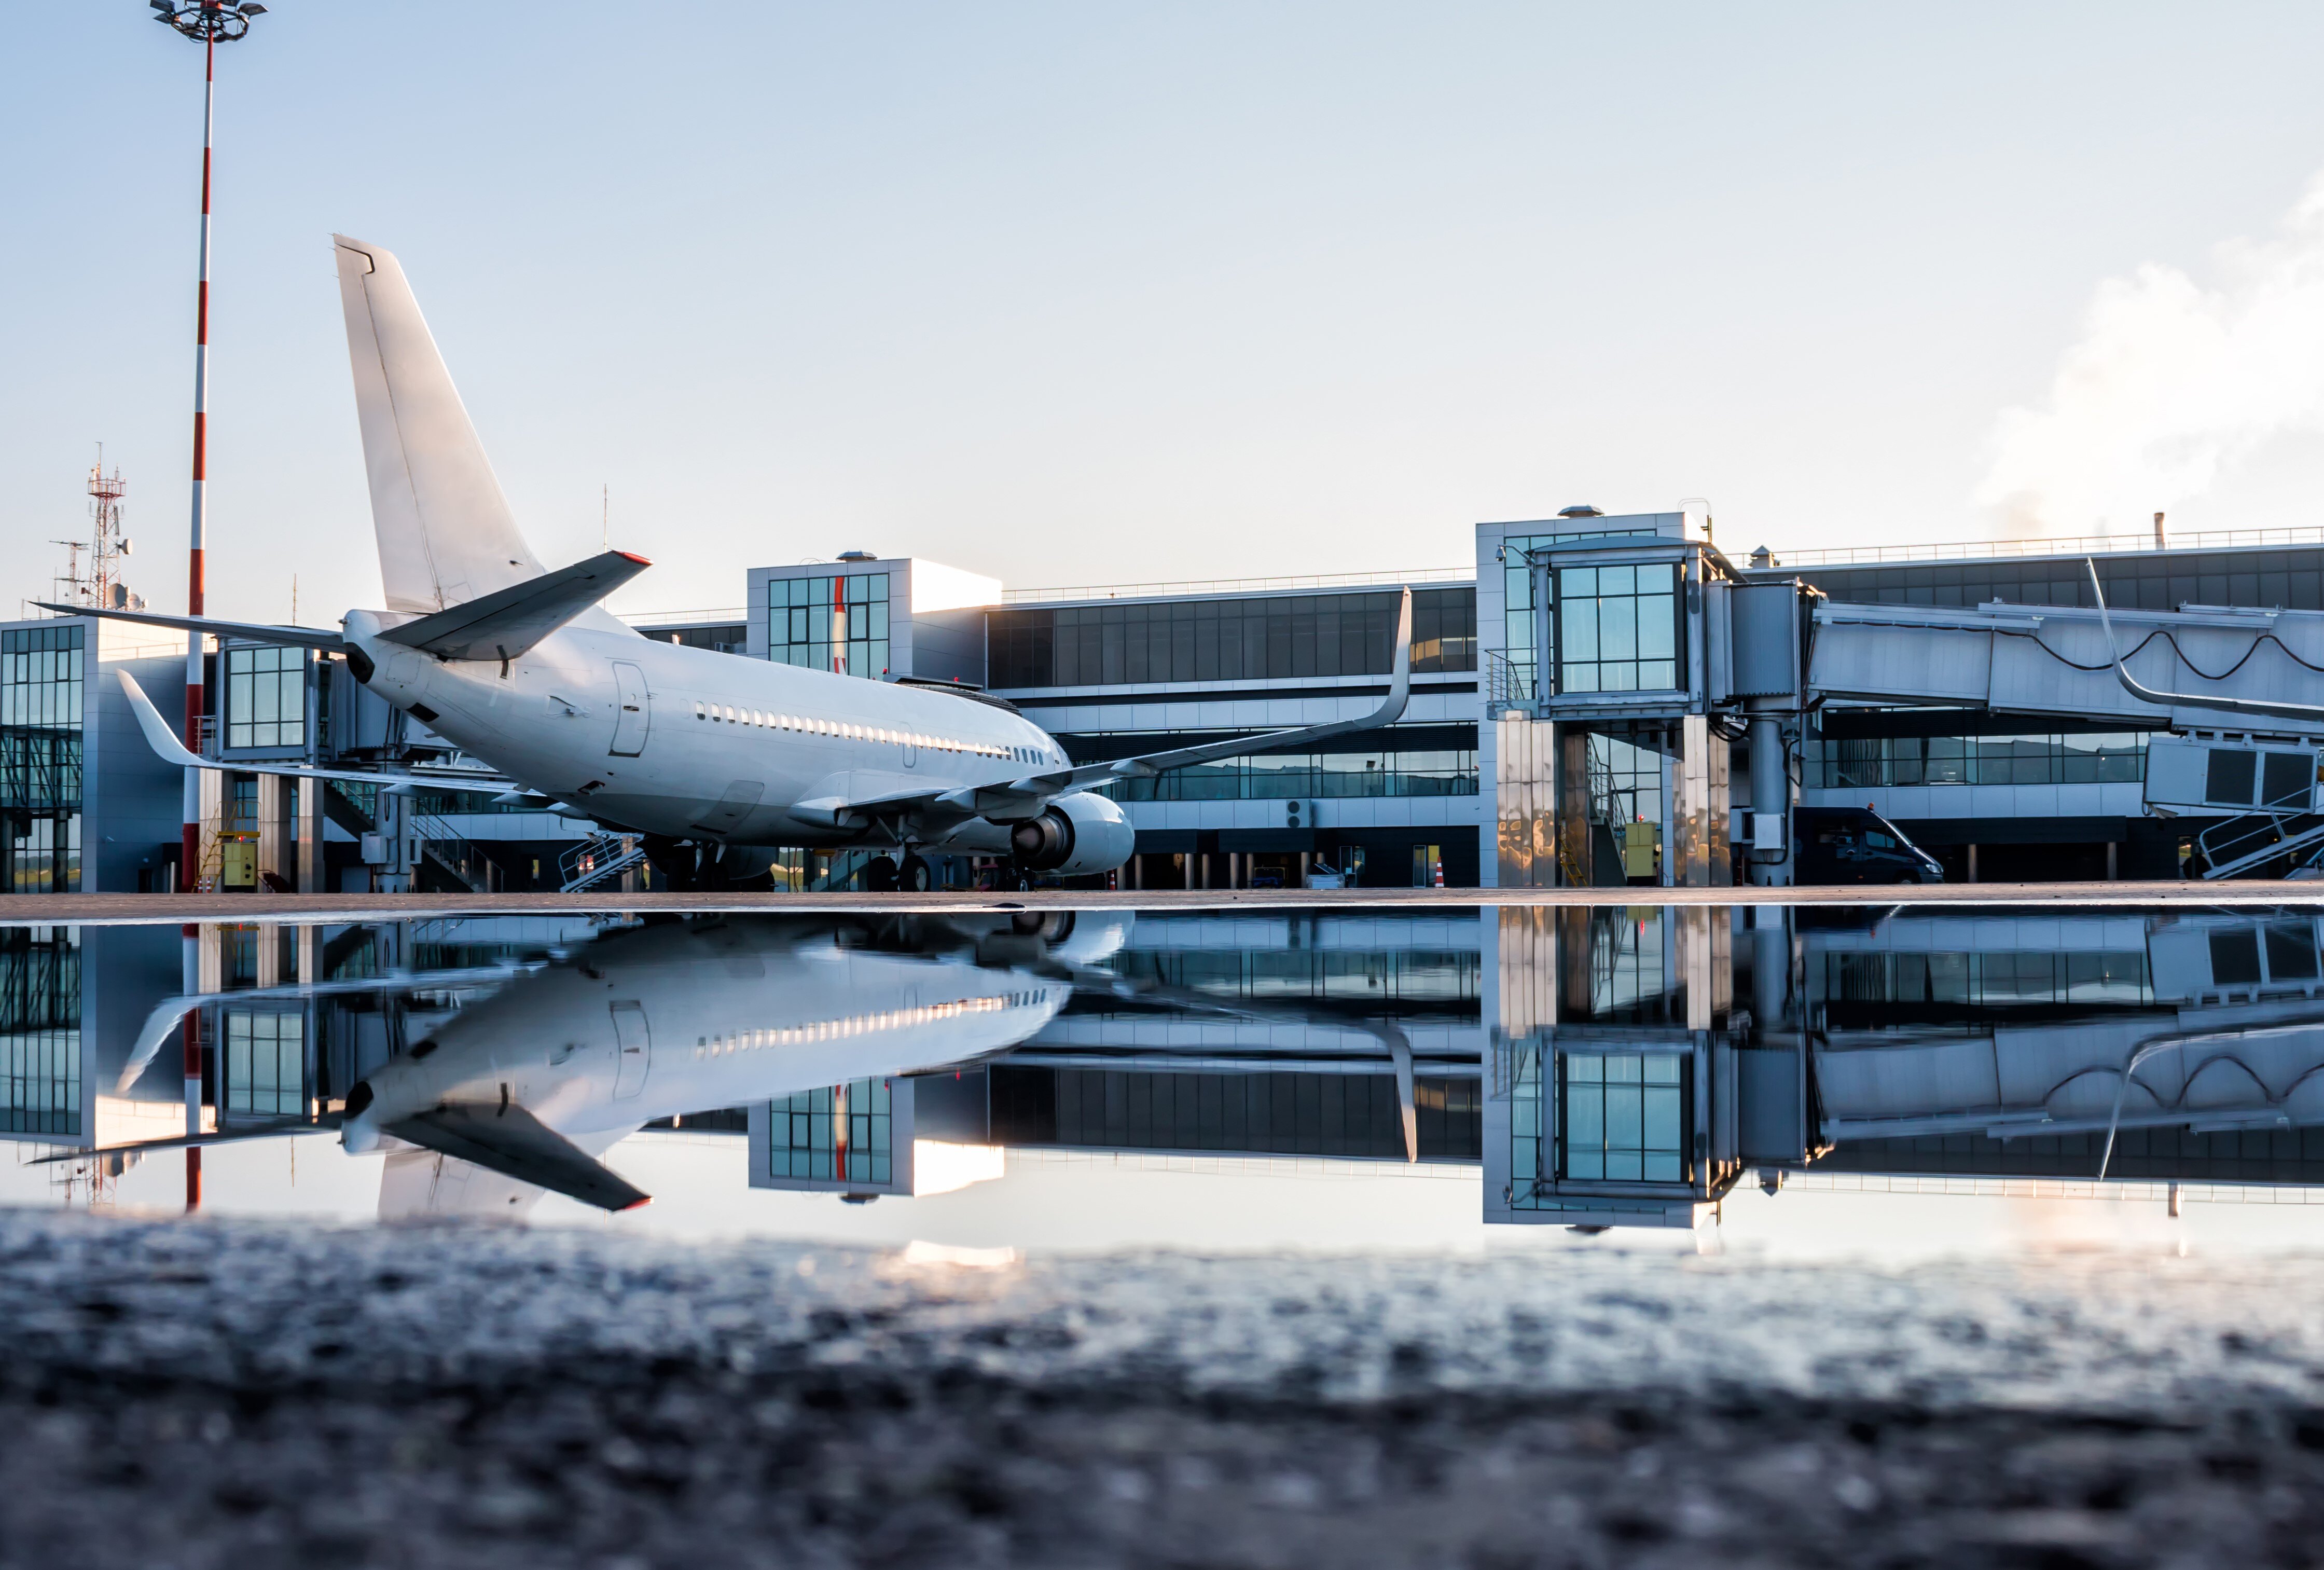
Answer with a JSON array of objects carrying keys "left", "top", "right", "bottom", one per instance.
[
  {"left": 115, "top": 670, "right": 515, "bottom": 794},
  {"left": 384, "top": 1102, "right": 650, "bottom": 1212},
  {"left": 378, "top": 550, "right": 653, "bottom": 662},
  {"left": 35, "top": 603, "right": 345, "bottom": 652}
]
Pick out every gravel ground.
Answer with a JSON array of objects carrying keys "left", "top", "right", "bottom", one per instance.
[{"left": 4, "top": 1213, "right": 2324, "bottom": 1568}]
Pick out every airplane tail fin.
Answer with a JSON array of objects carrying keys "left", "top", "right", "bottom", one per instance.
[{"left": 333, "top": 235, "right": 546, "bottom": 615}]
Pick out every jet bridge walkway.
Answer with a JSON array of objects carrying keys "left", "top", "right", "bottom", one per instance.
[{"left": 1493, "top": 525, "right": 2324, "bottom": 887}]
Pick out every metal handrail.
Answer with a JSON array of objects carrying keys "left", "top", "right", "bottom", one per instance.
[{"left": 1762, "top": 524, "right": 2324, "bottom": 570}]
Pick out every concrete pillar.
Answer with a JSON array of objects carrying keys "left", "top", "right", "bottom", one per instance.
[
  {"left": 1677, "top": 905, "right": 1732, "bottom": 1030},
  {"left": 1199, "top": 852, "right": 1210, "bottom": 891},
  {"left": 1673, "top": 714, "right": 1732, "bottom": 888},
  {"left": 1967, "top": 843, "right": 1979, "bottom": 883},
  {"left": 1495, "top": 714, "right": 1558, "bottom": 889},
  {"left": 2106, "top": 841, "right": 2118, "bottom": 880},
  {"left": 1658, "top": 741, "right": 1677, "bottom": 887},
  {"left": 1130, "top": 855, "right": 1143, "bottom": 891},
  {"left": 296, "top": 779, "right": 326, "bottom": 892},
  {"left": 1558, "top": 729, "right": 1593, "bottom": 887},
  {"left": 1183, "top": 852, "right": 1194, "bottom": 891},
  {"left": 1297, "top": 850, "right": 1311, "bottom": 888}
]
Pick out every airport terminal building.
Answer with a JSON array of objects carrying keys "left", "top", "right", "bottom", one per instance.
[{"left": 10, "top": 515, "right": 2324, "bottom": 893}]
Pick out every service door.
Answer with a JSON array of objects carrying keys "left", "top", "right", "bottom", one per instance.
[
  {"left": 610, "top": 1001, "right": 651, "bottom": 1099},
  {"left": 610, "top": 662, "right": 650, "bottom": 756}
]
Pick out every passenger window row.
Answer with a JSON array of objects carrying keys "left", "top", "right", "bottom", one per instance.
[{"left": 690, "top": 701, "right": 1058, "bottom": 766}]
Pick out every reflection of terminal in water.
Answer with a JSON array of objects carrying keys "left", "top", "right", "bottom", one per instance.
[
  {"left": 1483, "top": 904, "right": 2324, "bottom": 1229},
  {"left": 13, "top": 906, "right": 2324, "bottom": 1232}
]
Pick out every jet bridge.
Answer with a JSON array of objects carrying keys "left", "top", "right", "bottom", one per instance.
[{"left": 1495, "top": 519, "right": 2324, "bottom": 885}]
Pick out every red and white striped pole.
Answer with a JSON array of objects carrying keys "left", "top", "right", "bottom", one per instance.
[
  {"left": 159, "top": 0, "right": 264, "bottom": 1210},
  {"left": 181, "top": 14, "right": 216, "bottom": 892}
]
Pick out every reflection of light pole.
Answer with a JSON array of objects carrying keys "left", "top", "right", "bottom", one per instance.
[{"left": 153, "top": 0, "right": 265, "bottom": 1213}]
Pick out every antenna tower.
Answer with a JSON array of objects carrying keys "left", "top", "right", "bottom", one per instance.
[{"left": 50, "top": 455, "right": 143, "bottom": 615}]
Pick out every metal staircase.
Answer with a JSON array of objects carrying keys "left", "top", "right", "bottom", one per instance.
[{"left": 559, "top": 831, "right": 646, "bottom": 893}]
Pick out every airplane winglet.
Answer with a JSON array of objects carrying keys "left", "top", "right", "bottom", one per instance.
[{"left": 116, "top": 670, "right": 207, "bottom": 769}]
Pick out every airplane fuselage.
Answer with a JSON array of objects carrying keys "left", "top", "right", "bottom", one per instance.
[{"left": 347, "top": 609, "right": 1122, "bottom": 865}]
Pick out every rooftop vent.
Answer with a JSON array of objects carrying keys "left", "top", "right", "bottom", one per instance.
[
  {"left": 1556, "top": 504, "right": 1604, "bottom": 518},
  {"left": 836, "top": 549, "right": 876, "bottom": 562}
]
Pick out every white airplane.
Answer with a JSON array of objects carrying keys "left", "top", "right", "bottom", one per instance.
[
  {"left": 70, "top": 236, "right": 1412, "bottom": 891},
  {"left": 53, "top": 912, "right": 1112, "bottom": 1212}
]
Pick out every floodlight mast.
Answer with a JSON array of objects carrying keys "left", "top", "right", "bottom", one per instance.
[
  {"left": 154, "top": 0, "right": 264, "bottom": 906},
  {"left": 152, "top": 0, "right": 264, "bottom": 1215}
]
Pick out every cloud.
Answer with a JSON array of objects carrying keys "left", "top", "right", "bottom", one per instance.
[{"left": 1976, "top": 171, "right": 2324, "bottom": 536}]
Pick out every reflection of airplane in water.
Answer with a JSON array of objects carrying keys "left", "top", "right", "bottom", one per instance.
[
  {"left": 46, "top": 914, "right": 1108, "bottom": 1215},
  {"left": 1484, "top": 905, "right": 2324, "bottom": 1229}
]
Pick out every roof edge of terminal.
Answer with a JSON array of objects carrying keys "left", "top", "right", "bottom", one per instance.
[{"left": 1002, "top": 566, "right": 1473, "bottom": 607}]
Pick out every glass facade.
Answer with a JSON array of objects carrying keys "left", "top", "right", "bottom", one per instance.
[
  {"left": 1814, "top": 949, "right": 2153, "bottom": 1008},
  {"left": 223, "top": 1009, "right": 306, "bottom": 1117},
  {"left": 0, "top": 624, "right": 83, "bottom": 894},
  {"left": 769, "top": 1078, "right": 892, "bottom": 1185},
  {"left": 988, "top": 1066, "right": 1481, "bottom": 1161},
  {"left": 1782, "top": 545, "right": 2324, "bottom": 614},
  {"left": 1558, "top": 1051, "right": 1685, "bottom": 1181},
  {"left": 987, "top": 588, "right": 1475, "bottom": 690},
  {"left": 1093, "top": 735, "right": 1478, "bottom": 802},
  {"left": 1556, "top": 563, "right": 1681, "bottom": 694},
  {"left": 769, "top": 573, "right": 890, "bottom": 678},
  {"left": 1501, "top": 529, "right": 1643, "bottom": 697},
  {"left": 0, "top": 927, "right": 80, "bottom": 1137},
  {"left": 1806, "top": 732, "right": 2149, "bottom": 789},
  {"left": 224, "top": 645, "right": 306, "bottom": 750}
]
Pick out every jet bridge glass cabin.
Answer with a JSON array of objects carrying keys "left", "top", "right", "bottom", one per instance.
[{"left": 1492, "top": 519, "right": 1779, "bottom": 890}]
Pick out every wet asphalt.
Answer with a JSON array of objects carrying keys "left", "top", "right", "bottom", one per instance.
[{"left": 4, "top": 1211, "right": 2324, "bottom": 1568}]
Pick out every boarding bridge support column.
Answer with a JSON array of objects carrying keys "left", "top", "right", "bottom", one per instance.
[
  {"left": 1495, "top": 714, "right": 1558, "bottom": 887},
  {"left": 1745, "top": 713, "right": 1792, "bottom": 886},
  {"left": 1672, "top": 714, "right": 1731, "bottom": 887}
]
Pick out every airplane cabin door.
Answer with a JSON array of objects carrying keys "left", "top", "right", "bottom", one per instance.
[
  {"left": 610, "top": 1001, "right": 651, "bottom": 1099},
  {"left": 610, "top": 662, "right": 650, "bottom": 756}
]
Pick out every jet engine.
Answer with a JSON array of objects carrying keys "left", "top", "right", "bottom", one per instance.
[{"left": 1007, "top": 791, "right": 1135, "bottom": 875}]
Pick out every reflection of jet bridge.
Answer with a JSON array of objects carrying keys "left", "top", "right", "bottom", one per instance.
[{"left": 1493, "top": 524, "right": 2324, "bottom": 884}]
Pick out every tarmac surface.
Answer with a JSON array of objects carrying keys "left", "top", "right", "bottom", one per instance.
[
  {"left": 5, "top": 1211, "right": 2324, "bottom": 1567},
  {"left": 4, "top": 878, "right": 2322, "bottom": 925}
]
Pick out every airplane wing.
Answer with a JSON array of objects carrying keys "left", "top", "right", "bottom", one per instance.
[
  {"left": 36, "top": 603, "right": 345, "bottom": 652},
  {"left": 383, "top": 1102, "right": 651, "bottom": 1212},
  {"left": 790, "top": 589, "right": 1415, "bottom": 831},
  {"left": 379, "top": 550, "right": 652, "bottom": 662},
  {"left": 115, "top": 670, "right": 516, "bottom": 793},
  {"left": 24, "top": 1116, "right": 334, "bottom": 1165}
]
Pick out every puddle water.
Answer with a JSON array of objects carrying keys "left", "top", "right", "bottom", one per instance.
[{"left": 7, "top": 902, "right": 2321, "bottom": 1259}]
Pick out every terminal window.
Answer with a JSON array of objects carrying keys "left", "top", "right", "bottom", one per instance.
[
  {"left": 769, "top": 573, "right": 890, "bottom": 679},
  {"left": 224, "top": 645, "right": 306, "bottom": 750},
  {"left": 770, "top": 1078, "right": 892, "bottom": 1186},
  {"left": 0, "top": 624, "right": 83, "bottom": 895},
  {"left": 1558, "top": 1051, "right": 1685, "bottom": 1182},
  {"left": 1555, "top": 564, "right": 1680, "bottom": 694},
  {"left": 986, "top": 588, "right": 1474, "bottom": 689}
]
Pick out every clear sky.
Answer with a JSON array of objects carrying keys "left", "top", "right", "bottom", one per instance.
[{"left": 8, "top": 3, "right": 2324, "bottom": 623}]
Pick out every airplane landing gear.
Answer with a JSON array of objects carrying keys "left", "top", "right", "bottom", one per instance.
[{"left": 898, "top": 854, "right": 934, "bottom": 893}]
